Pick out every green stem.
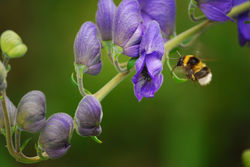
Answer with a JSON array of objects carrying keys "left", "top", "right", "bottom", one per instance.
[
  {"left": 15, "top": 128, "right": 21, "bottom": 153},
  {"left": 75, "top": 64, "right": 88, "bottom": 97},
  {"left": 165, "top": 1, "right": 250, "bottom": 52},
  {"left": 94, "top": 72, "right": 130, "bottom": 101}
]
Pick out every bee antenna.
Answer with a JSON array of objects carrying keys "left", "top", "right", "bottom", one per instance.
[
  {"left": 168, "top": 57, "right": 179, "bottom": 60},
  {"left": 176, "top": 50, "right": 182, "bottom": 58}
]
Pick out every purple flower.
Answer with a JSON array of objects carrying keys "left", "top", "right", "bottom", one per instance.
[
  {"left": 38, "top": 113, "right": 74, "bottom": 159},
  {"left": 196, "top": 0, "right": 233, "bottom": 21},
  {"left": 74, "top": 95, "right": 103, "bottom": 136},
  {"left": 132, "top": 21, "right": 164, "bottom": 101},
  {"left": 137, "top": 0, "right": 176, "bottom": 39},
  {"left": 74, "top": 22, "right": 102, "bottom": 75},
  {"left": 96, "top": 0, "right": 116, "bottom": 41},
  {"left": 0, "top": 96, "right": 17, "bottom": 129},
  {"left": 17, "top": 90, "right": 46, "bottom": 133},
  {"left": 113, "top": 0, "right": 143, "bottom": 57},
  {"left": 233, "top": 0, "right": 250, "bottom": 46}
]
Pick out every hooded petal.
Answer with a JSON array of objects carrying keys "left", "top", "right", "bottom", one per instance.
[
  {"left": 138, "top": 0, "right": 176, "bottom": 38},
  {"left": 96, "top": 0, "right": 116, "bottom": 41},
  {"left": 38, "top": 113, "right": 73, "bottom": 159},
  {"left": 74, "top": 22, "right": 102, "bottom": 75},
  {"left": 198, "top": 0, "right": 233, "bottom": 21},
  {"left": 0, "top": 96, "right": 17, "bottom": 129},
  {"left": 140, "top": 21, "right": 164, "bottom": 57},
  {"left": 75, "top": 95, "right": 103, "bottom": 136},
  {"left": 146, "top": 52, "right": 163, "bottom": 78},
  {"left": 113, "top": 0, "right": 143, "bottom": 48}
]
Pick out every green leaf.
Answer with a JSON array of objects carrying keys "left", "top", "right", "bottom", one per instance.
[
  {"left": 0, "top": 128, "right": 6, "bottom": 136},
  {"left": 90, "top": 136, "right": 102, "bottom": 144},
  {"left": 20, "top": 137, "right": 32, "bottom": 152},
  {"left": 127, "top": 57, "right": 138, "bottom": 70}
]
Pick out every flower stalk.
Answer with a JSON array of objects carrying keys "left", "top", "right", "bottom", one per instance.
[{"left": 94, "top": 1, "right": 250, "bottom": 102}]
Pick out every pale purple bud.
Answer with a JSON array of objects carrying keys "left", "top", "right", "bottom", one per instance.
[
  {"left": 17, "top": 90, "right": 46, "bottom": 133},
  {"left": 96, "top": 0, "right": 116, "bottom": 41},
  {"left": 0, "top": 96, "right": 17, "bottom": 129},
  {"left": 38, "top": 113, "right": 74, "bottom": 159},
  {"left": 75, "top": 95, "right": 103, "bottom": 136},
  {"left": 74, "top": 22, "right": 102, "bottom": 75}
]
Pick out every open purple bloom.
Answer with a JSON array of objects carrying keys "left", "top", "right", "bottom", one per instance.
[
  {"left": 137, "top": 0, "right": 176, "bottom": 39},
  {"left": 233, "top": 0, "right": 250, "bottom": 46},
  {"left": 96, "top": 0, "right": 116, "bottom": 41},
  {"left": 113, "top": 0, "right": 143, "bottom": 57},
  {"left": 75, "top": 95, "right": 103, "bottom": 136},
  {"left": 196, "top": 0, "right": 233, "bottom": 21},
  {"left": 39, "top": 113, "right": 74, "bottom": 159},
  {"left": 132, "top": 21, "right": 164, "bottom": 101},
  {"left": 74, "top": 22, "right": 102, "bottom": 75}
]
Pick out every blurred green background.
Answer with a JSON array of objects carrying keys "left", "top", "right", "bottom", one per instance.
[{"left": 0, "top": 0, "right": 250, "bottom": 167}]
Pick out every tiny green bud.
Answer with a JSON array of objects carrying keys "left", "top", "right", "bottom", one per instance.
[
  {"left": 0, "top": 61, "right": 7, "bottom": 91},
  {"left": 243, "top": 149, "right": 250, "bottom": 167},
  {"left": 0, "top": 30, "right": 27, "bottom": 58}
]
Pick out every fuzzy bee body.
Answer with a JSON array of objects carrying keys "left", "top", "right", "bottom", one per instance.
[{"left": 175, "top": 55, "right": 212, "bottom": 86}]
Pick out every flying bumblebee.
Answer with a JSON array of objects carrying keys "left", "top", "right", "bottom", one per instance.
[{"left": 172, "top": 54, "right": 212, "bottom": 86}]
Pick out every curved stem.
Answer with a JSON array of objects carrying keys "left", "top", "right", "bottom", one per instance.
[
  {"left": 15, "top": 128, "right": 21, "bottom": 153},
  {"left": 74, "top": 64, "right": 88, "bottom": 97},
  {"left": 94, "top": 72, "right": 130, "bottom": 101},
  {"left": 1, "top": 91, "right": 17, "bottom": 158}
]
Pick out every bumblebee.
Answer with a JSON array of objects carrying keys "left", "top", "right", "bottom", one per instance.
[{"left": 173, "top": 55, "right": 212, "bottom": 86}]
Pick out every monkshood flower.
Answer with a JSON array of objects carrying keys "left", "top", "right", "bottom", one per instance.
[
  {"left": 233, "top": 0, "right": 250, "bottom": 46},
  {"left": 17, "top": 90, "right": 46, "bottom": 133},
  {"left": 75, "top": 95, "right": 103, "bottom": 136},
  {"left": 132, "top": 21, "right": 164, "bottom": 101},
  {"left": 96, "top": 0, "right": 116, "bottom": 41},
  {"left": 0, "top": 96, "right": 17, "bottom": 129},
  {"left": 196, "top": 0, "right": 233, "bottom": 21},
  {"left": 137, "top": 0, "right": 176, "bottom": 39},
  {"left": 74, "top": 22, "right": 102, "bottom": 75},
  {"left": 113, "top": 0, "right": 143, "bottom": 57},
  {"left": 38, "top": 113, "right": 74, "bottom": 159}
]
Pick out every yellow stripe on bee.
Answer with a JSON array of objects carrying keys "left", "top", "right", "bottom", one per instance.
[
  {"left": 183, "top": 55, "right": 194, "bottom": 67},
  {"left": 193, "top": 62, "right": 206, "bottom": 73}
]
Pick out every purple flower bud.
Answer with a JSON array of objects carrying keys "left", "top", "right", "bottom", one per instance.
[
  {"left": 233, "top": 0, "right": 250, "bottom": 46},
  {"left": 75, "top": 95, "right": 103, "bottom": 136},
  {"left": 0, "top": 97, "right": 17, "bottom": 129},
  {"left": 196, "top": 0, "right": 233, "bottom": 22},
  {"left": 17, "top": 90, "right": 46, "bottom": 133},
  {"left": 96, "top": 0, "right": 116, "bottom": 41},
  {"left": 74, "top": 22, "right": 102, "bottom": 75},
  {"left": 113, "top": 0, "right": 143, "bottom": 57},
  {"left": 137, "top": 0, "right": 176, "bottom": 39},
  {"left": 38, "top": 113, "right": 74, "bottom": 159},
  {"left": 132, "top": 21, "right": 164, "bottom": 101}
]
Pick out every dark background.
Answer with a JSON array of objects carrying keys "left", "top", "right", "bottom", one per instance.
[{"left": 0, "top": 0, "right": 250, "bottom": 167}]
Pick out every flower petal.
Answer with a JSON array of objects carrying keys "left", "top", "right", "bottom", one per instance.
[
  {"left": 96, "top": 0, "right": 116, "bottom": 41},
  {"left": 113, "top": 0, "right": 143, "bottom": 47},
  {"left": 199, "top": 1, "right": 233, "bottom": 22},
  {"left": 237, "top": 12, "right": 250, "bottom": 46},
  {"left": 138, "top": 0, "right": 176, "bottom": 38}
]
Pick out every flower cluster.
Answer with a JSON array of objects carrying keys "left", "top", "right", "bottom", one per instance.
[{"left": 75, "top": 0, "right": 176, "bottom": 101}]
